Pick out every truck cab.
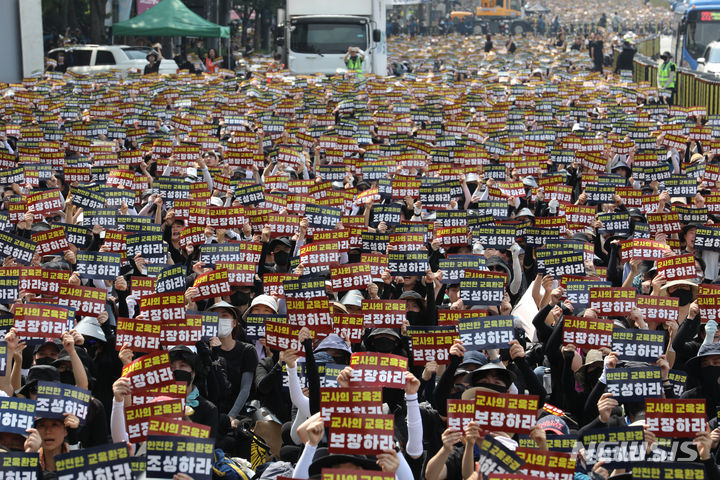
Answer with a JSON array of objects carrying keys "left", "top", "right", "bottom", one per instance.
[{"left": 277, "top": 0, "right": 386, "bottom": 76}]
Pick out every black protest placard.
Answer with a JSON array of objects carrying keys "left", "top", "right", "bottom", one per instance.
[
  {"left": 75, "top": 251, "right": 122, "bottom": 280},
  {"left": 55, "top": 443, "right": 133, "bottom": 480},
  {"left": 370, "top": 203, "right": 403, "bottom": 228},
  {"left": 612, "top": 328, "right": 666, "bottom": 363},
  {"left": 146, "top": 435, "right": 214, "bottom": 480},
  {"left": 606, "top": 367, "right": 663, "bottom": 401},
  {"left": 458, "top": 315, "right": 514, "bottom": 350},
  {"left": 155, "top": 265, "right": 187, "bottom": 293},
  {"left": 36, "top": 381, "right": 92, "bottom": 425},
  {"left": 388, "top": 251, "right": 429, "bottom": 277}
]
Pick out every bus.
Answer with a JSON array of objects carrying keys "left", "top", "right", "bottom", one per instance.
[{"left": 673, "top": 0, "right": 720, "bottom": 69}]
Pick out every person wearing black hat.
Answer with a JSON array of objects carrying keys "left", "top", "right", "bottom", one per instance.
[
  {"left": 144, "top": 50, "right": 160, "bottom": 75},
  {"left": 169, "top": 345, "right": 219, "bottom": 438}
]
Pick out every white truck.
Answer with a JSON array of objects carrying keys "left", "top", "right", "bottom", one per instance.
[{"left": 276, "top": 0, "right": 387, "bottom": 76}]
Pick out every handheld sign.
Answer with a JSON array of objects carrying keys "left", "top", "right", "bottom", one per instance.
[
  {"left": 611, "top": 328, "right": 666, "bottom": 363},
  {"left": 459, "top": 276, "right": 505, "bottom": 306},
  {"left": 121, "top": 351, "right": 175, "bottom": 393},
  {"left": 645, "top": 399, "right": 707, "bottom": 438},
  {"left": 0, "top": 397, "right": 36, "bottom": 435},
  {"left": 319, "top": 387, "right": 383, "bottom": 423},
  {"left": 657, "top": 254, "right": 698, "bottom": 281},
  {"left": 698, "top": 284, "right": 720, "bottom": 323},
  {"left": 13, "top": 303, "right": 74, "bottom": 339},
  {"left": 407, "top": 326, "right": 457, "bottom": 365},
  {"left": 146, "top": 435, "right": 214, "bottom": 480},
  {"left": 55, "top": 443, "right": 132, "bottom": 480},
  {"left": 75, "top": 251, "right": 122, "bottom": 280},
  {"left": 193, "top": 269, "right": 232, "bottom": 301},
  {"left": 606, "top": 367, "right": 663, "bottom": 401},
  {"left": 515, "top": 448, "right": 575, "bottom": 480},
  {"left": 447, "top": 399, "right": 476, "bottom": 432},
  {"left": 582, "top": 427, "right": 645, "bottom": 467},
  {"left": 35, "top": 381, "right": 92, "bottom": 425},
  {"left": 328, "top": 413, "right": 395, "bottom": 455},
  {"left": 562, "top": 316, "right": 614, "bottom": 349},
  {"left": 362, "top": 299, "right": 406, "bottom": 329},
  {"left": 458, "top": 315, "right": 514, "bottom": 351},
  {"left": 57, "top": 284, "right": 107, "bottom": 316},
  {"left": 349, "top": 352, "right": 407, "bottom": 389},
  {"left": 124, "top": 399, "right": 184, "bottom": 443},
  {"left": 473, "top": 391, "right": 538, "bottom": 433},
  {"left": 148, "top": 418, "right": 211, "bottom": 439},
  {"left": 116, "top": 317, "right": 161, "bottom": 352},
  {"left": 0, "top": 452, "right": 41, "bottom": 480},
  {"left": 477, "top": 435, "right": 525, "bottom": 477},
  {"left": 589, "top": 287, "right": 636, "bottom": 316},
  {"left": 636, "top": 295, "right": 679, "bottom": 323}
]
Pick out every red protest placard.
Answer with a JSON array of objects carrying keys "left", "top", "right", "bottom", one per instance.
[
  {"left": 147, "top": 418, "right": 211, "bottom": 439},
  {"left": 620, "top": 239, "right": 672, "bottom": 262},
  {"left": 121, "top": 351, "right": 175, "bottom": 393},
  {"left": 178, "top": 226, "right": 206, "bottom": 248},
  {"left": 408, "top": 327, "right": 457, "bottom": 365},
  {"left": 215, "top": 261, "right": 256, "bottom": 286},
  {"left": 161, "top": 315, "right": 203, "bottom": 346},
  {"left": 57, "top": 284, "right": 107, "bottom": 316},
  {"left": 266, "top": 213, "right": 302, "bottom": 238},
  {"left": 447, "top": 399, "right": 476, "bottom": 432},
  {"left": 333, "top": 313, "right": 364, "bottom": 344},
  {"left": 299, "top": 239, "right": 341, "bottom": 269},
  {"left": 360, "top": 253, "right": 388, "bottom": 279},
  {"left": 437, "top": 309, "right": 486, "bottom": 327},
  {"left": 636, "top": 295, "right": 680, "bottom": 323},
  {"left": 131, "top": 382, "right": 188, "bottom": 406},
  {"left": 349, "top": 352, "right": 407, "bottom": 389},
  {"left": 589, "top": 287, "right": 636, "bottom": 316},
  {"left": 474, "top": 391, "right": 539, "bottom": 433},
  {"left": 193, "top": 269, "right": 232, "bottom": 301},
  {"left": 31, "top": 227, "right": 69, "bottom": 256},
  {"left": 13, "top": 303, "right": 73, "bottom": 338},
  {"left": 320, "top": 469, "right": 394, "bottom": 480},
  {"left": 328, "top": 413, "right": 395, "bottom": 455},
  {"left": 698, "top": 285, "right": 720, "bottom": 323},
  {"left": 125, "top": 399, "right": 183, "bottom": 443},
  {"left": 515, "top": 448, "right": 575, "bottom": 480},
  {"left": 657, "top": 254, "right": 698, "bottom": 281},
  {"left": 264, "top": 320, "right": 308, "bottom": 354},
  {"left": 647, "top": 212, "right": 683, "bottom": 235},
  {"left": 115, "top": 317, "right": 161, "bottom": 352},
  {"left": 563, "top": 204, "right": 597, "bottom": 228},
  {"left": 645, "top": 399, "right": 707, "bottom": 438},
  {"left": 330, "top": 263, "right": 372, "bottom": 292},
  {"left": 19, "top": 268, "right": 69, "bottom": 296},
  {"left": 131, "top": 276, "right": 156, "bottom": 298},
  {"left": 103, "top": 230, "right": 127, "bottom": 253},
  {"left": 26, "top": 189, "right": 63, "bottom": 216},
  {"left": 435, "top": 225, "right": 469, "bottom": 248},
  {"left": 361, "top": 299, "right": 406, "bottom": 329},
  {"left": 319, "top": 387, "right": 383, "bottom": 423},
  {"left": 562, "top": 316, "right": 614, "bottom": 349},
  {"left": 139, "top": 292, "right": 186, "bottom": 322},
  {"left": 286, "top": 296, "right": 333, "bottom": 334},
  {"left": 263, "top": 272, "right": 299, "bottom": 298}
]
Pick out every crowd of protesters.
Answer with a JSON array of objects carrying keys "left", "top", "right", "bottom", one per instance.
[{"left": 0, "top": 26, "right": 719, "bottom": 480}]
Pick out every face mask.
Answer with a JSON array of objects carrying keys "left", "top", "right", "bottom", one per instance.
[
  {"left": 700, "top": 366, "right": 720, "bottom": 400},
  {"left": 231, "top": 291, "right": 251, "bottom": 307},
  {"left": 273, "top": 251, "right": 289, "bottom": 266},
  {"left": 406, "top": 311, "right": 421, "bottom": 324},
  {"left": 173, "top": 369, "right": 192, "bottom": 384},
  {"left": 35, "top": 357, "right": 55, "bottom": 366},
  {"left": 59, "top": 371, "right": 75, "bottom": 385},
  {"left": 313, "top": 351, "right": 334, "bottom": 364},
  {"left": 670, "top": 288, "right": 693, "bottom": 306},
  {"left": 372, "top": 337, "right": 397, "bottom": 354},
  {"left": 218, "top": 319, "right": 234, "bottom": 338},
  {"left": 696, "top": 275, "right": 704, "bottom": 284},
  {"left": 347, "top": 252, "right": 361, "bottom": 264},
  {"left": 331, "top": 355, "right": 349, "bottom": 365},
  {"left": 474, "top": 382, "right": 507, "bottom": 393}
]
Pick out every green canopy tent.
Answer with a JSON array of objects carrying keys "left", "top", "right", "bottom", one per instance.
[{"left": 113, "top": 0, "right": 230, "bottom": 67}]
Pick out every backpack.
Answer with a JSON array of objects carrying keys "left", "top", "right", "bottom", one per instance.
[{"left": 212, "top": 449, "right": 253, "bottom": 480}]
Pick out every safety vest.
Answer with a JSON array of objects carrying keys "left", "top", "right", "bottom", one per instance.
[
  {"left": 346, "top": 56, "right": 363, "bottom": 73},
  {"left": 658, "top": 61, "right": 676, "bottom": 89}
]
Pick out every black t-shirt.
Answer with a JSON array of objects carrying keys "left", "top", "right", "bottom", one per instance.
[
  {"left": 213, "top": 340, "right": 259, "bottom": 396},
  {"left": 484, "top": 40, "right": 493, "bottom": 52}
]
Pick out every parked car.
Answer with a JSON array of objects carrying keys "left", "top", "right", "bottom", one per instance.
[
  {"left": 47, "top": 45, "right": 178, "bottom": 75},
  {"left": 697, "top": 41, "right": 720, "bottom": 76}
]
